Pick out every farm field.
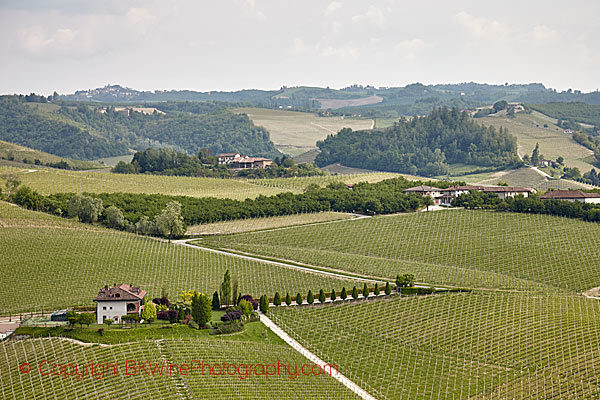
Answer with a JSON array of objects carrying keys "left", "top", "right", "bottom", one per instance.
[
  {"left": 0, "top": 337, "right": 360, "bottom": 399},
  {"left": 0, "top": 202, "right": 362, "bottom": 315},
  {"left": 234, "top": 107, "right": 373, "bottom": 155},
  {"left": 270, "top": 293, "right": 600, "bottom": 400},
  {"left": 479, "top": 111, "right": 595, "bottom": 173},
  {"left": 247, "top": 172, "right": 401, "bottom": 192},
  {"left": 187, "top": 212, "right": 355, "bottom": 235},
  {"left": 466, "top": 166, "right": 592, "bottom": 190},
  {"left": 202, "top": 209, "right": 600, "bottom": 293}
]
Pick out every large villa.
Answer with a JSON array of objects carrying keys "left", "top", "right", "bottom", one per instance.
[
  {"left": 403, "top": 185, "right": 534, "bottom": 206},
  {"left": 93, "top": 284, "right": 146, "bottom": 324}
]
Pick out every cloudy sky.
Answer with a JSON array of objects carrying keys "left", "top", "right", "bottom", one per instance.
[{"left": 1, "top": 0, "right": 598, "bottom": 95}]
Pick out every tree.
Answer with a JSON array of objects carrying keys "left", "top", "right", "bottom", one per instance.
[
  {"left": 307, "top": 290, "right": 314, "bottom": 304},
  {"left": 531, "top": 143, "right": 540, "bottom": 166},
  {"left": 67, "top": 194, "right": 102, "bottom": 224},
  {"left": 340, "top": 287, "right": 347, "bottom": 300},
  {"left": 351, "top": 286, "right": 359, "bottom": 299},
  {"left": 232, "top": 278, "right": 239, "bottom": 306},
  {"left": 155, "top": 201, "right": 185, "bottom": 242},
  {"left": 318, "top": 289, "right": 326, "bottom": 304},
  {"left": 238, "top": 299, "right": 253, "bottom": 316},
  {"left": 362, "top": 283, "right": 369, "bottom": 298},
  {"left": 259, "top": 295, "right": 269, "bottom": 313},
  {"left": 285, "top": 293, "right": 292, "bottom": 306},
  {"left": 191, "top": 292, "right": 211, "bottom": 327},
  {"left": 493, "top": 100, "right": 508, "bottom": 113},
  {"left": 507, "top": 107, "right": 515, "bottom": 118},
  {"left": 104, "top": 205, "right": 124, "bottom": 229},
  {"left": 220, "top": 270, "right": 231, "bottom": 307},
  {"left": 104, "top": 319, "right": 113, "bottom": 326},
  {"left": 331, "top": 288, "right": 337, "bottom": 302},
  {"left": 66, "top": 310, "right": 78, "bottom": 327},
  {"left": 273, "top": 292, "right": 282, "bottom": 306},
  {"left": 396, "top": 273, "right": 415, "bottom": 289},
  {"left": 385, "top": 282, "right": 391, "bottom": 295},
  {"left": 141, "top": 301, "right": 157, "bottom": 323},
  {"left": 374, "top": 283, "right": 380, "bottom": 296},
  {"left": 78, "top": 312, "right": 95, "bottom": 327},
  {"left": 556, "top": 156, "right": 564, "bottom": 165},
  {"left": 423, "top": 195, "right": 434, "bottom": 211},
  {"left": 211, "top": 291, "right": 221, "bottom": 310},
  {"left": 296, "top": 293, "right": 303, "bottom": 305}
]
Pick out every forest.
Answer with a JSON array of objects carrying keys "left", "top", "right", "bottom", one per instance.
[
  {"left": 314, "top": 107, "right": 520, "bottom": 176},
  {"left": 0, "top": 96, "right": 282, "bottom": 160},
  {"left": 528, "top": 102, "right": 600, "bottom": 129}
]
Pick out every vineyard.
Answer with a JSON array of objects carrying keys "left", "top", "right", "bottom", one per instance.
[
  {"left": 0, "top": 337, "right": 360, "bottom": 399},
  {"left": 0, "top": 202, "right": 362, "bottom": 315},
  {"left": 269, "top": 292, "right": 600, "bottom": 400},
  {"left": 202, "top": 209, "right": 600, "bottom": 293}
]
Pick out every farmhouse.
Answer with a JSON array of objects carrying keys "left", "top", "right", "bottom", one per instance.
[
  {"left": 218, "top": 153, "right": 273, "bottom": 168},
  {"left": 94, "top": 284, "right": 146, "bottom": 324},
  {"left": 540, "top": 190, "right": 600, "bottom": 204},
  {"left": 217, "top": 153, "right": 241, "bottom": 164},
  {"left": 404, "top": 185, "right": 533, "bottom": 206}
]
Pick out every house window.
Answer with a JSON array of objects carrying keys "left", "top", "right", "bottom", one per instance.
[
  {"left": 103, "top": 306, "right": 106, "bottom": 310},
  {"left": 127, "top": 303, "right": 136, "bottom": 312},
  {"left": 109, "top": 307, "right": 112, "bottom": 310},
  {"left": 115, "top": 294, "right": 120, "bottom": 298}
]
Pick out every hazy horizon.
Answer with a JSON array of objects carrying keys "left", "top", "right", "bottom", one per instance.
[{"left": 1, "top": 0, "right": 599, "bottom": 95}]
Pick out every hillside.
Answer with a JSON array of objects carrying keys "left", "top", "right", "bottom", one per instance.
[
  {"left": 0, "top": 96, "right": 282, "bottom": 160},
  {"left": 315, "top": 107, "right": 519, "bottom": 176},
  {"left": 0, "top": 140, "right": 103, "bottom": 170}
]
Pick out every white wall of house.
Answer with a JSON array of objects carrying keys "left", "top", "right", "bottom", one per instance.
[
  {"left": 584, "top": 198, "right": 600, "bottom": 204},
  {"left": 96, "top": 301, "right": 129, "bottom": 324}
]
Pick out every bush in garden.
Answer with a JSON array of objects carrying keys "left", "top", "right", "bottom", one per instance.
[
  {"left": 363, "top": 283, "right": 369, "bottom": 298},
  {"left": 374, "top": 283, "right": 380, "bottom": 296},
  {"left": 238, "top": 299, "right": 253, "bottom": 316},
  {"left": 123, "top": 314, "right": 141, "bottom": 324},
  {"left": 385, "top": 282, "right": 391, "bottom": 295},
  {"left": 157, "top": 310, "right": 178, "bottom": 323},
  {"left": 221, "top": 309, "right": 243, "bottom": 322},
  {"left": 141, "top": 302, "right": 157, "bottom": 323},
  {"left": 285, "top": 293, "right": 292, "bottom": 306},
  {"left": 191, "top": 292, "right": 211, "bottom": 327},
  {"left": 331, "top": 289, "right": 336, "bottom": 302},
  {"left": 307, "top": 290, "right": 314, "bottom": 304},
  {"left": 104, "top": 319, "right": 113, "bottom": 326},
  {"left": 189, "top": 320, "right": 199, "bottom": 329},
  {"left": 212, "top": 291, "right": 220, "bottom": 310},
  {"left": 241, "top": 294, "right": 258, "bottom": 310},
  {"left": 340, "top": 287, "right": 347, "bottom": 300},
  {"left": 318, "top": 289, "right": 326, "bottom": 304},
  {"left": 211, "top": 320, "right": 244, "bottom": 335},
  {"left": 296, "top": 293, "right": 303, "bottom": 305},
  {"left": 259, "top": 294, "right": 269, "bottom": 314},
  {"left": 273, "top": 292, "right": 282, "bottom": 306},
  {"left": 78, "top": 313, "right": 95, "bottom": 327}
]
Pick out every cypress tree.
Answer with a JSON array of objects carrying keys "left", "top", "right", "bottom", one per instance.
[
  {"left": 374, "top": 283, "right": 380, "bottom": 296},
  {"left": 385, "top": 282, "right": 391, "bottom": 295},
  {"left": 211, "top": 291, "right": 220, "bottom": 310},
  {"left": 318, "top": 289, "right": 326, "bottom": 304},
  {"left": 285, "top": 292, "right": 292, "bottom": 306},
  {"left": 352, "top": 286, "right": 359, "bottom": 299},
  {"left": 296, "top": 293, "right": 303, "bottom": 305},
  {"left": 273, "top": 292, "right": 282, "bottom": 306},
  {"left": 340, "top": 287, "right": 347, "bottom": 300},
  {"left": 307, "top": 290, "right": 314, "bottom": 304},
  {"left": 363, "top": 283, "right": 369, "bottom": 298},
  {"left": 331, "top": 288, "right": 337, "bottom": 302},
  {"left": 259, "top": 295, "right": 269, "bottom": 314}
]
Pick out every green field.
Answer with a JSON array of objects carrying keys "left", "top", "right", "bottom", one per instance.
[
  {"left": 187, "top": 212, "right": 355, "bottom": 235},
  {"left": 247, "top": 172, "right": 402, "bottom": 192},
  {"left": 472, "top": 166, "right": 592, "bottom": 190},
  {"left": 203, "top": 209, "right": 600, "bottom": 293},
  {"left": 0, "top": 140, "right": 103, "bottom": 170},
  {"left": 0, "top": 337, "right": 359, "bottom": 399},
  {"left": 0, "top": 202, "right": 362, "bottom": 315},
  {"left": 270, "top": 292, "right": 600, "bottom": 400},
  {"left": 479, "top": 111, "right": 595, "bottom": 174},
  {"left": 234, "top": 107, "right": 373, "bottom": 155}
]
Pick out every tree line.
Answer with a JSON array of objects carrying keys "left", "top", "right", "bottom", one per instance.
[{"left": 314, "top": 107, "right": 521, "bottom": 176}]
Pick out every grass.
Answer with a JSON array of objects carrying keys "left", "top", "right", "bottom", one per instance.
[
  {"left": 0, "top": 337, "right": 360, "bottom": 399},
  {"left": 0, "top": 202, "right": 362, "bottom": 315},
  {"left": 233, "top": 107, "right": 373, "bottom": 154},
  {"left": 0, "top": 140, "right": 103, "bottom": 170},
  {"left": 270, "top": 292, "right": 600, "bottom": 400},
  {"left": 202, "top": 209, "right": 600, "bottom": 293},
  {"left": 472, "top": 166, "right": 592, "bottom": 190},
  {"left": 479, "top": 111, "right": 595, "bottom": 173},
  {"left": 186, "top": 212, "right": 355, "bottom": 235}
]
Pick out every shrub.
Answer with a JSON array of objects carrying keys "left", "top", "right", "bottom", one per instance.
[
  {"left": 259, "top": 294, "right": 269, "bottom": 314},
  {"left": 352, "top": 286, "right": 358, "bottom": 299},
  {"left": 285, "top": 293, "right": 292, "bottom": 306},
  {"left": 318, "top": 289, "right": 326, "bottom": 304},
  {"left": 374, "top": 283, "right": 380, "bottom": 296},
  {"left": 240, "top": 294, "right": 258, "bottom": 310},
  {"left": 104, "top": 319, "right": 113, "bottom": 326},
  {"left": 123, "top": 314, "right": 140, "bottom": 324},
  {"left": 238, "top": 299, "right": 253, "bottom": 316},
  {"left": 211, "top": 321, "right": 244, "bottom": 335},
  {"left": 363, "top": 283, "right": 369, "bottom": 298},
  {"left": 385, "top": 282, "right": 391, "bottom": 295},
  {"left": 191, "top": 292, "right": 212, "bottom": 327},
  {"left": 157, "top": 310, "right": 178, "bottom": 323},
  {"left": 273, "top": 292, "right": 282, "bottom": 306},
  {"left": 340, "top": 287, "right": 347, "bottom": 300},
  {"left": 78, "top": 312, "right": 95, "bottom": 327},
  {"left": 396, "top": 273, "right": 415, "bottom": 289},
  {"left": 331, "top": 289, "right": 336, "bottom": 302},
  {"left": 307, "top": 290, "right": 314, "bottom": 305},
  {"left": 189, "top": 320, "right": 199, "bottom": 329},
  {"left": 152, "top": 296, "right": 171, "bottom": 307},
  {"left": 221, "top": 309, "right": 243, "bottom": 322},
  {"left": 296, "top": 293, "right": 303, "bottom": 305},
  {"left": 141, "top": 302, "right": 157, "bottom": 323}
]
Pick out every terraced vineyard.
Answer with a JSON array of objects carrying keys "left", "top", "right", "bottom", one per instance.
[
  {"left": 0, "top": 202, "right": 361, "bottom": 315},
  {"left": 270, "top": 293, "right": 600, "bottom": 400},
  {"left": 202, "top": 209, "right": 600, "bottom": 292},
  {"left": 0, "top": 337, "right": 360, "bottom": 399}
]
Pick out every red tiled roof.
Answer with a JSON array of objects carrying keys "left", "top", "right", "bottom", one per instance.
[
  {"left": 403, "top": 185, "right": 440, "bottom": 192},
  {"left": 439, "top": 185, "right": 484, "bottom": 192},
  {"left": 540, "top": 190, "right": 600, "bottom": 199},
  {"left": 94, "top": 284, "right": 146, "bottom": 302},
  {"left": 483, "top": 186, "right": 533, "bottom": 193}
]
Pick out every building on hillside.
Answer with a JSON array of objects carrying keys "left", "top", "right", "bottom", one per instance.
[
  {"left": 232, "top": 156, "right": 273, "bottom": 169},
  {"left": 50, "top": 309, "right": 70, "bottom": 322},
  {"left": 537, "top": 159, "right": 557, "bottom": 168},
  {"left": 482, "top": 186, "right": 533, "bottom": 200},
  {"left": 94, "top": 284, "right": 146, "bottom": 324},
  {"left": 218, "top": 153, "right": 241, "bottom": 164},
  {"left": 540, "top": 190, "right": 600, "bottom": 204},
  {"left": 564, "top": 129, "right": 574, "bottom": 134},
  {"left": 403, "top": 185, "right": 444, "bottom": 205},
  {"left": 404, "top": 184, "right": 533, "bottom": 206}
]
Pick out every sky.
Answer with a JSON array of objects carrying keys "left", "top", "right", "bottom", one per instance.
[{"left": 0, "top": 0, "right": 599, "bottom": 95}]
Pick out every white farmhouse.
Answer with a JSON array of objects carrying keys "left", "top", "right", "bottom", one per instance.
[
  {"left": 540, "top": 190, "right": 600, "bottom": 204},
  {"left": 94, "top": 284, "right": 146, "bottom": 324}
]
